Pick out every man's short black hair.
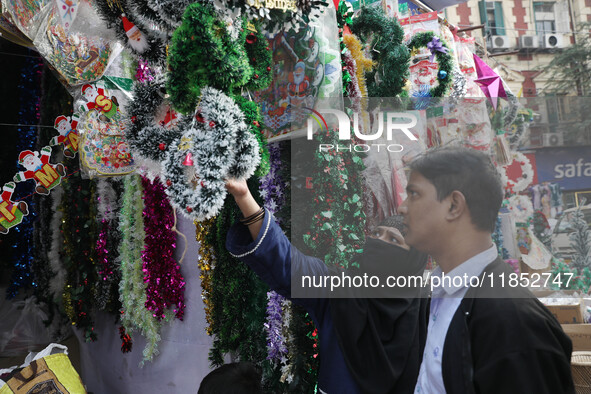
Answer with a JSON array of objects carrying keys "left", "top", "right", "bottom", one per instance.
[
  {"left": 198, "top": 362, "right": 262, "bottom": 394},
  {"left": 408, "top": 146, "right": 503, "bottom": 232}
]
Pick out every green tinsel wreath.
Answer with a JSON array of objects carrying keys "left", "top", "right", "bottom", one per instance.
[
  {"left": 167, "top": 2, "right": 272, "bottom": 114},
  {"left": 350, "top": 6, "right": 410, "bottom": 98},
  {"left": 407, "top": 32, "right": 454, "bottom": 98}
]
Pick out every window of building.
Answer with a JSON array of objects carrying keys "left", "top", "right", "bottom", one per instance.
[
  {"left": 534, "top": 2, "right": 558, "bottom": 47},
  {"left": 479, "top": 1, "right": 505, "bottom": 36}
]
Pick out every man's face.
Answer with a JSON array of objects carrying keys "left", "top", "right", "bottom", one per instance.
[{"left": 397, "top": 171, "right": 449, "bottom": 253}]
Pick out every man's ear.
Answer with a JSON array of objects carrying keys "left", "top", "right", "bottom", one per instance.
[{"left": 446, "top": 190, "right": 466, "bottom": 221}]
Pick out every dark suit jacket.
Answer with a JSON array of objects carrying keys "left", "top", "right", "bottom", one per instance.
[{"left": 420, "top": 257, "right": 575, "bottom": 394}]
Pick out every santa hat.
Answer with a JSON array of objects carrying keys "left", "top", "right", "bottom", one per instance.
[
  {"left": 54, "top": 115, "right": 68, "bottom": 128},
  {"left": 18, "top": 150, "right": 35, "bottom": 164},
  {"left": 120, "top": 14, "right": 138, "bottom": 38},
  {"left": 81, "top": 84, "right": 93, "bottom": 95}
]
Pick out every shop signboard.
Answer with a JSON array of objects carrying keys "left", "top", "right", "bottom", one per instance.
[{"left": 535, "top": 147, "right": 591, "bottom": 191}]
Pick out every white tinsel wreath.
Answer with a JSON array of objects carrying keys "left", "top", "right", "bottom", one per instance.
[
  {"left": 499, "top": 151, "right": 533, "bottom": 194},
  {"left": 162, "top": 87, "right": 260, "bottom": 220}
]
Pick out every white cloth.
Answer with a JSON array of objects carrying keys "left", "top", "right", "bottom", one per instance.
[{"left": 414, "top": 245, "right": 498, "bottom": 394}]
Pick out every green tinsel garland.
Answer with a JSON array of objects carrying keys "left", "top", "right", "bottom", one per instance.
[
  {"left": 336, "top": 0, "right": 354, "bottom": 96},
  {"left": 243, "top": 21, "right": 273, "bottom": 92},
  {"left": 60, "top": 168, "right": 98, "bottom": 342},
  {"left": 118, "top": 174, "right": 163, "bottom": 365},
  {"left": 350, "top": 6, "right": 410, "bottom": 98},
  {"left": 302, "top": 130, "right": 366, "bottom": 268},
  {"left": 234, "top": 95, "right": 270, "bottom": 177},
  {"left": 407, "top": 32, "right": 454, "bottom": 98},
  {"left": 207, "top": 179, "right": 283, "bottom": 389},
  {"left": 167, "top": 2, "right": 272, "bottom": 114}
]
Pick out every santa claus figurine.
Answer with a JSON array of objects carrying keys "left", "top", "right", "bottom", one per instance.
[
  {"left": 13, "top": 147, "right": 65, "bottom": 195},
  {"left": 51, "top": 114, "right": 80, "bottom": 158},
  {"left": 80, "top": 84, "right": 119, "bottom": 121},
  {"left": 120, "top": 14, "right": 149, "bottom": 53},
  {"left": 0, "top": 182, "right": 29, "bottom": 234}
]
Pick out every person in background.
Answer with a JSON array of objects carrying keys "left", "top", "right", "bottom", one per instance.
[
  {"left": 397, "top": 146, "right": 574, "bottom": 393},
  {"left": 198, "top": 362, "right": 263, "bottom": 394},
  {"left": 225, "top": 174, "right": 428, "bottom": 393}
]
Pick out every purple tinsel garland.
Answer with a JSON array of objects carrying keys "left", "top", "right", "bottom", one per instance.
[
  {"left": 140, "top": 176, "right": 185, "bottom": 320},
  {"left": 264, "top": 290, "right": 288, "bottom": 362},
  {"left": 96, "top": 219, "right": 113, "bottom": 280},
  {"left": 259, "top": 143, "right": 287, "bottom": 224},
  {"left": 260, "top": 143, "right": 289, "bottom": 362},
  {"left": 136, "top": 59, "right": 155, "bottom": 84}
]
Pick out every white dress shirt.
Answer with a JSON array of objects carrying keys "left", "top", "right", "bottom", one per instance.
[{"left": 414, "top": 245, "right": 498, "bottom": 394}]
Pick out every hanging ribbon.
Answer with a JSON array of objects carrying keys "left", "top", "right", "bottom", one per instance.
[{"left": 427, "top": 36, "right": 448, "bottom": 63}]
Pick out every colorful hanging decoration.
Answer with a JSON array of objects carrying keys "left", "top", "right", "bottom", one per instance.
[
  {"left": 0, "top": 182, "right": 29, "bottom": 235},
  {"left": 264, "top": 291, "right": 288, "bottom": 363},
  {"left": 33, "top": 4, "right": 114, "bottom": 85},
  {"left": 140, "top": 176, "right": 186, "bottom": 321},
  {"left": 343, "top": 33, "right": 374, "bottom": 98},
  {"left": 55, "top": 0, "right": 79, "bottom": 32},
  {"left": 60, "top": 173, "right": 98, "bottom": 342},
  {"left": 499, "top": 151, "right": 534, "bottom": 194},
  {"left": 473, "top": 54, "right": 507, "bottom": 110},
  {"left": 302, "top": 128, "right": 366, "bottom": 268},
  {"left": 195, "top": 218, "right": 216, "bottom": 335},
  {"left": 51, "top": 114, "right": 80, "bottom": 158},
  {"left": 208, "top": 180, "right": 275, "bottom": 386},
  {"left": 407, "top": 32, "right": 454, "bottom": 98},
  {"left": 13, "top": 146, "right": 65, "bottom": 196},
  {"left": 6, "top": 57, "right": 42, "bottom": 299},
  {"left": 94, "top": 178, "right": 122, "bottom": 313},
  {"left": 77, "top": 83, "right": 135, "bottom": 177}
]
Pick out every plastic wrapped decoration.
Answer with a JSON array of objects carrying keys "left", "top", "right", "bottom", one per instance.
[
  {"left": 1, "top": 0, "right": 48, "bottom": 39},
  {"left": 75, "top": 82, "right": 136, "bottom": 177},
  {"left": 214, "top": 0, "right": 328, "bottom": 35},
  {"left": 254, "top": 9, "right": 342, "bottom": 139},
  {"left": 32, "top": 0, "right": 119, "bottom": 85}
]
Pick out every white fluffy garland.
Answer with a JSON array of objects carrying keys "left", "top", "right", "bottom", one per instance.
[
  {"left": 162, "top": 87, "right": 260, "bottom": 220},
  {"left": 499, "top": 151, "right": 534, "bottom": 193}
]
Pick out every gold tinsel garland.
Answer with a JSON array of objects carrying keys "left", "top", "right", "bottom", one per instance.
[
  {"left": 195, "top": 218, "right": 216, "bottom": 335},
  {"left": 343, "top": 34, "right": 374, "bottom": 98}
]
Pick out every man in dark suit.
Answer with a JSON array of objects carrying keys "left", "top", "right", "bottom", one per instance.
[{"left": 398, "top": 146, "right": 574, "bottom": 394}]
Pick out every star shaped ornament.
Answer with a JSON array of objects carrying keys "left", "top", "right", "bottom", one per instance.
[{"left": 473, "top": 54, "right": 506, "bottom": 110}]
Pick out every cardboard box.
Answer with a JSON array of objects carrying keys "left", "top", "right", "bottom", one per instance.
[
  {"left": 546, "top": 303, "right": 585, "bottom": 324},
  {"left": 561, "top": 324, "right": 591, "bottom": 351}
]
